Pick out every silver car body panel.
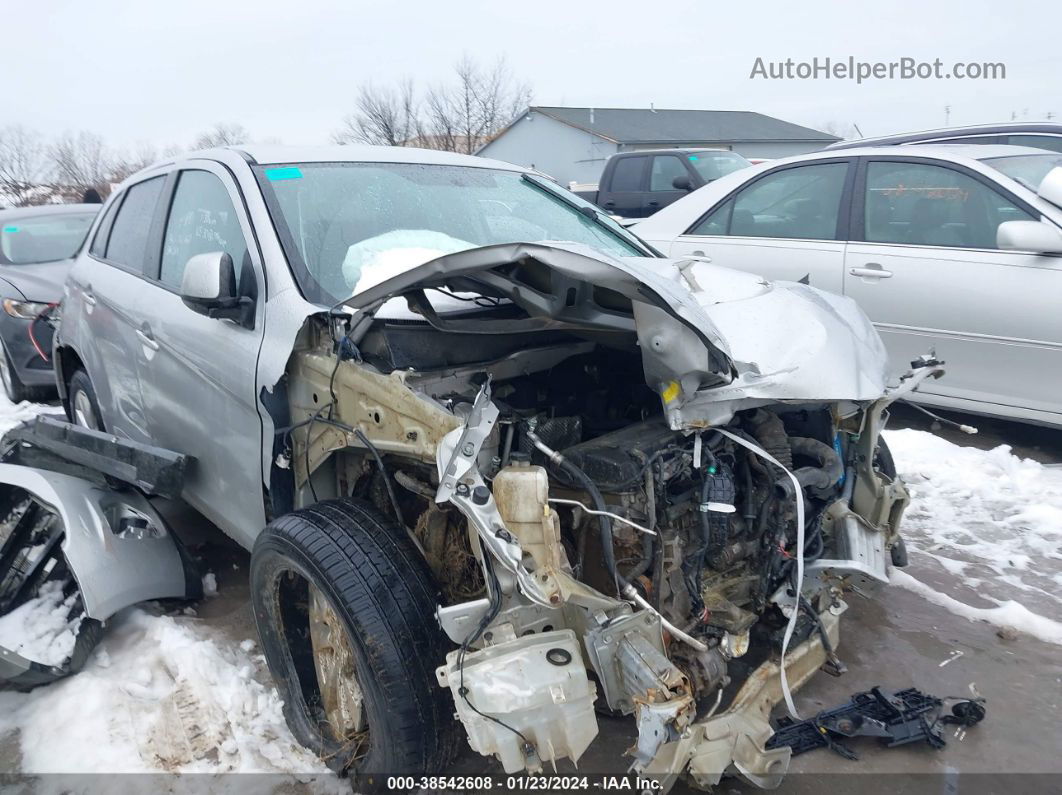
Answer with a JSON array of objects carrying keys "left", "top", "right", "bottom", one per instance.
[
  {"left": 635, "top": 144, "right": 1062, "bottom": 428},
  {"left": 0, "top": 462, "right": 191, "bottom": 620}
]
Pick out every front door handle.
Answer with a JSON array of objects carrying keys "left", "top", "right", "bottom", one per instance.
[
  {"left": 136, "top": 328, "right": 160, "bottom": 351},
  {"left": 82, "top": 286, "right": 97, "bottom": 306},
  {"left": 647, "top": 200, "right": 660, "bottom": 207},
  {"left": 849, "top": 265, "right": 894, "bottom": 279}
]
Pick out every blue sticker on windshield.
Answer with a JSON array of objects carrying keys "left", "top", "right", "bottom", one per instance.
[
  {"left": 265, "top": 167, "right": 303, "bottom": 181},
  {"left": 2, "top": 226, "right": 18, "bottom": 233},
  {"left": 687, "top": 155, "right": 699, "bottom": 161}
]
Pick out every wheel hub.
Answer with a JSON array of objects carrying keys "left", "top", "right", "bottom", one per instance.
[
  {"left": 308, "top": 584, "right": 367, "bottom": 747},
  {"left": 72, "top": 390, "right": 97, "bottom": 430}
]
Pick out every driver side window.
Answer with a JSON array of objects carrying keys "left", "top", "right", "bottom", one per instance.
[
  {"left": 160, "top": 170, "right": 248, "bottom": 290},
  {"left": 689, "top": 163, "right": 848, "bottom": 240}
]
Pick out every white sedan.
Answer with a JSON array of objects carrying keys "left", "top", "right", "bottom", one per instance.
[{"left": 635, "top": 144, "right": 1062, "bottom": 428}]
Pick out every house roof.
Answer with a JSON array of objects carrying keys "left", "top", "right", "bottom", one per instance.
[{"left": 529, "top": 106, "right": 840, "bottom": 144}]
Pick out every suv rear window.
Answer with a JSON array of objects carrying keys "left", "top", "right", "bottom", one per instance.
[{"left": 104, "top": 177, "right": 165, "bottom": 272}]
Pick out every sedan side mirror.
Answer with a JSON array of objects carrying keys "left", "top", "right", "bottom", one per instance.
[
  {"left": 997, "top": 220, "right": 1062, "bottom": 254},
  {"left": 672, "top": 175, "right": 693, "bottom": 191},
  {"left": 180, "top": 251, "right": 254, "bottom": 326},
  {"left": 1037, "top": 166, "right": 1062, "bottom": 208}
]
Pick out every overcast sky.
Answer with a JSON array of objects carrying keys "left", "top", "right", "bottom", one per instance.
[{"left": 4, "top": 0, "right": 1057, "bottom": 151}]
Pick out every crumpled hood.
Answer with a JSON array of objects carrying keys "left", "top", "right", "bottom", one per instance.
[
  {"left": 632, "top": 256, "right": 889, "bottom": 428},
  {"left": 341, "top": 242, "right": 888, "bottom": 429}
]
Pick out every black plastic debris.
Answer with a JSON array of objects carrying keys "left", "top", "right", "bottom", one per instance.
[{"left": 766, "top": 686, "right": 986, "bottom": 760}]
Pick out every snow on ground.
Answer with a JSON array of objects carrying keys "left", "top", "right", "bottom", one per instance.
[
  {"left": 0, "top": 392, "right": 62, "bottom": 434},
  {"left": 884, "top": 428, "right": 1062, "bottom": 645},
  {"left": 0, "top": 605, "right": 343, "bottom": 787},
  {"left": 0, "top": 580, "right": 82, "bottom": 666}
]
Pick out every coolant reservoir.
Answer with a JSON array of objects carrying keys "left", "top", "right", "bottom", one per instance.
[
  {"left": 436, "top": 629, "right": 598, "bottom": 773},
  {"left": 492, "top": 457, "right": 567, "bottom": 571}
]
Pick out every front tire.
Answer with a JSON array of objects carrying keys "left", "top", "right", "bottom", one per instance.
[
  {"left": 0, "top": 343, "right": 34, "bottom": 404},
  {"left": 66, "top": 368, "right": 104, "bottom": 431},
  {"left": 249, "top": 498, "right": 459, "bottom": 790}
]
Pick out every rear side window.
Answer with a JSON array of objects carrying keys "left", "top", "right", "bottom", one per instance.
[
  {"left": 609, "top": 156, "right": 647, "bottom": 192},
  {"left": 160, "top": 170, "right": 248, "bottom": 290},
  {"left": 104, "top": 177, "right": 165, "bottom": 271},
  {"left": 689, "top": 162, "right": 848, "bottom": 240}
]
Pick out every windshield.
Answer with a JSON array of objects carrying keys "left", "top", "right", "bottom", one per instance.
[
  {"left": 254, "top": 162, "right": 649, "bottom": 305},
  {"left": 982, "top": 153, "right": 1062, "bottom": 192},
  {"left": 687, "top": 151, "right": 751, "bottom": 183},
  {"left": 0, "top": 212, "right": 96, "bottom": 265}
]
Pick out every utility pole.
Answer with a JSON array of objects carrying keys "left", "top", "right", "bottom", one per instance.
[{"left": 944, "top": 105, "right": 951, "bottom": 126}]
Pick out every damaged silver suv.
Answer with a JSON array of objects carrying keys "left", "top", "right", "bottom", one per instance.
[{"left": 12, "top": 146, "right": 939, "bottom": 790}]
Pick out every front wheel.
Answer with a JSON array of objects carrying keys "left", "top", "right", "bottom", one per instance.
[
  {"left": 66, "top": 368, "right": 104, "bottom": 431},
  {"left": 249, "top": 499, "right": 459, "bottom": 790}
]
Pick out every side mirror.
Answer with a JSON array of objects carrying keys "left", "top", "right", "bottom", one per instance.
[
  {"left": 997, "top": 220, "right": 1062, "bottom": 254},
  {"left": 1037, "top": 166, "right": 1062, "bottom": 208},
  {"left": 180, "top": 252, "right": 254, "bottom": 326},
  {"left": 672, "top": 175, "right": 693, "bottom": 191}
]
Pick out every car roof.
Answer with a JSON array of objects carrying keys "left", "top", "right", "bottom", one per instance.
[
  {"left": 825, "top": 121, "right": 1062, "bottom": 150},
  {"left": 0, "top": 203, "right": 100, "bottom": 220},
  {"left": 233, "top": 144, "right": 528, "bottom": 172},
  {"left": 116, "top": 144, "right": 534, "bottom": 186},
  {"left": 753, "top": 143, "right": 1050, "bottom": 166}
]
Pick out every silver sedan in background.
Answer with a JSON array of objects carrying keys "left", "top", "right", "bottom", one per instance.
[{"left": 634, "top": 145, "right": 1062, "bottom": 428}]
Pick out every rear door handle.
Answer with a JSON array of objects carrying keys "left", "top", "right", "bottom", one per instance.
[
  {"left": 136, "top": 328, "right": 160, "bottom": 351},
  {"left": 849, "top": 265, "right": 893, "bottom": 279}
]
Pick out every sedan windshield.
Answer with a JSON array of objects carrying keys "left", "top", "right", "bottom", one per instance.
[
  {"left": 254, "top": 162, "right": 649, "bottom": 305},
  {"left": 0, "top": 212, "right": 96, "bottom": 265},
  {"left": 687, "top": 151, "right": 751, "bottom": 183},
  {"left": 982, "top": 153, "right": 1062, "bottom": 192}
]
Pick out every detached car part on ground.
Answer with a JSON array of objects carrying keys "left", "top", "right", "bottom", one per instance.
[{"left": 2, "top": 236, "right": 940, "bottom": 790}]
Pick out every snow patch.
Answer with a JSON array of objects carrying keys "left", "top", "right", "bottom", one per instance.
[
  {"left": 0, "top": 580, "right": 82, "bottom": 666},
  {"left": 891, "top": 569, "right": 1062, "bottom": 645},
  {"left": 0, "top": 392, "right": 62, "bottom": 435},
  {"left": 884, "top": 428, "right": 1062, "bottom": 643},
  {"left": 0, "top": 609, "right": 343, "bottom": 784}
]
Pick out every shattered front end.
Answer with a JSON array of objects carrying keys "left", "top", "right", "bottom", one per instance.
[{"left": 282, "top": 243, "right": 943, "bottom": 790}]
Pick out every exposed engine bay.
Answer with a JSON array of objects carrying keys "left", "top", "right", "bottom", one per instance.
[{"left": 279, "top": 243, "right": 941, "bottom": 790}]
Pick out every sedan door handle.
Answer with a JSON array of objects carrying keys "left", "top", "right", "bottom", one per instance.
[
  {"left": 849, "top": 266, "right": 894, "bottom": 279},
  {"left": 82, "top": 287, "right": 97, "bottom": 306},
  {"left": 136, "top": 329, "right": 160, "bottom": 351}
]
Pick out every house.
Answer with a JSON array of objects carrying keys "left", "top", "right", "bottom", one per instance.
[{"left": 477, "top": 106, "right": 840, "bottom": 185}]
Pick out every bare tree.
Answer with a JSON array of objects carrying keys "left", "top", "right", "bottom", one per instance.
[
  {"left": 49, "top": 131, "right": 113, "bottom": 200},
  {"left": 0, "top": 125, "right": 50, "bottom": 207},
  {"left": 108, "top": 141, "right": 159, "bottom": 183},
  {"left": 422, "top": 57, "right": 530, "bottom": 153},
  {"left": 335, "top": 57, "right": 530, "bottom": 153},
  {"left": 193, "top": 122, "right": 249, "bottom": 149},
  {"left": 334, "top": 80, "right": 421, "bottom": 146}
]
